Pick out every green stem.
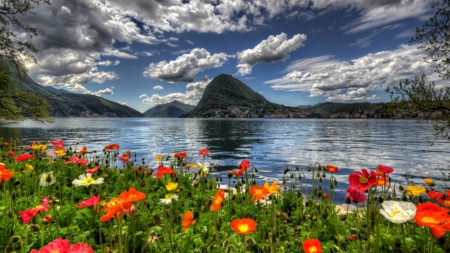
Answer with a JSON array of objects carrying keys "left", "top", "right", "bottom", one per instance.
[
  {"left": 118, "top": 215, "right": 123, "bottom": 253},
  {"left": 401, "top": 224, "right": 406, "bottom": 252}
]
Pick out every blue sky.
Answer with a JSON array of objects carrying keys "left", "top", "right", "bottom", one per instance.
[{"left": 21, "top": 0, "right": 442, "bottom": 113}]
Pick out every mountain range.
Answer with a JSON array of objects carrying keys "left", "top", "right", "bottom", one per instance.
[
  {"left": 9, "top": 70, "right": 144, "bottom": 117},
  {"left": 143, "top": 100, "right": 194, "bottom": 117}
]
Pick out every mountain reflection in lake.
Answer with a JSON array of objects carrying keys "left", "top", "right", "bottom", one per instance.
[{"left": 1, "top": 118, "right": 449, "bottom": 200}]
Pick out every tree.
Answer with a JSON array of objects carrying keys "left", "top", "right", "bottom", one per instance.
[
  {"left": 387, "top": 0, "right": 450, "bottom": 141},
  {"left": 0, "top": 0, "right": 53, "bottom": 123}
]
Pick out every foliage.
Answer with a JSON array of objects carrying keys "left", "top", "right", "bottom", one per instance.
[
  {"left": 0, "top": 0, "right": 50, "bottom": 69},
  {"left": 387, "top": 74, "right": 450, "bottom": 141},
  {"left": 388, "top": 0, "right": 450, "bottom": 141},
  {"left": 0, "top": 63, "right": 53, "bottom": 123},
  {"left": 411, "top": 0, "right": 450, "bottom": 79}
]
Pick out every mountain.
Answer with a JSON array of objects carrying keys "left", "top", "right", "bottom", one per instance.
[
  {"left": 143, "top": 100, "right": 195, "bottom": 117},
  {"left": 9, "top": 68, "right": 144, "bottom": 117},
  {"left": 183, "top": 74, "right": 308, "bottom": 118}
]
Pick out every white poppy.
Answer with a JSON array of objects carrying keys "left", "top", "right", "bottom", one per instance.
[
  {"left": 72, "top": 174, "right": 104, "bottom": 187},
  {"left": 379, "top": 200, "right": 417, "bottom": 224}
]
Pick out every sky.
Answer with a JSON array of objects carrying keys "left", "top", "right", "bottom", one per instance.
[{"left": 18, "top": 0, "right": 444, "bottom": 113}]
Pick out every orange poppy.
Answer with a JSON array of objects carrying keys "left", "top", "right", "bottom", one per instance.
[
  {"left": 104, "top": 144, "right": 120, "bottom": 150},
  {"left": 302, "top": 238, "right": 322, "bottom": 253},
  {"left": 231, "top": 218, "right": 257, "bottom": 234},
  {"left": 249, "top": 185, "right": 270, "bottom": 202},
  {"left": 182, "top": 211, "right": 195, "bottom": 230},
  {"left": 119, "top": 187, "right": 146, "bottom": 203},
  {"left": 79, "top": 146, "right": 88, "bottom": 155},
  {"left": 0, "top": 163, "right": 15, "bottom": 183},
  {"left": 414, "top": 202, "right": 450, "bottom": 238},
  {"left": 210, "top": 189, "right": 225, "bottom": 211},
  {"left": 101, "top": 197, "right": 133, "bottom": 222},
  {"left": 325, "top": 165, "right": 339, "bottom": 173}
]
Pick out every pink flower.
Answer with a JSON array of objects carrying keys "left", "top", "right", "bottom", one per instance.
[
  {"left": 67, "top": 243, "right": 94, "bottom": 253},
  {"left": 348, "top": 169, "right": 377, "bottom": 191},
  {"left": 77, "top": 195, "right": 101, "bottom": 208},
  {"left": 47, "top": 152, "right": 56, "bottom": 158},
  {"left": 30, "top": 238, "right": 70, "bottom": 253},
  {"left": 346, "top": 186, "right": 367, "bottom": 203},
  {"left": 18, "top": 209, "right": 39, "bottom": 224},
  {"left": 50, "top": 139, "right": 64, "bottom": 151},
  {"left": 86, "top": 166, "right": 99, "bottom": 175}
]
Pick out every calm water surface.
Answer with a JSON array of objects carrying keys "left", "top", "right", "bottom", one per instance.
[{"left": 1, "top": 118, "right": 449, "bottom": 199}]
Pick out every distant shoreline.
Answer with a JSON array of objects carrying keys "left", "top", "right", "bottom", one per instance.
[{"left": 0, "top": 119, "right": 19, "bottom": 123}]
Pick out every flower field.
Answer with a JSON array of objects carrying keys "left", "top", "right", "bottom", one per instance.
[{"left": 0, "top": 137, "right": 449, "bottom": 252}]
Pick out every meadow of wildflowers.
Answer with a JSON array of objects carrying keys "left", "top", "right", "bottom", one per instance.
[{"left": 0, "top": 137, "right": 449, "bottom": 252}]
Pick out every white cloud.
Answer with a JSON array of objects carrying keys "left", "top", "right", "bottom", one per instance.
[
  {"left": 114, "top": 60, "right": 120, "bottom": 65},
  {"left": 153, "top": 85, "right": 164, "bottom": 90},
  {"left": 142, "top": 76, "right": 211, "bottom": 105},
  {"left": 143, "top": 48, "right": 229, "bottom": 83},
  {"left": 265, "top": 44, "right": 443, "bottom": 102},
  {"left": 84, "top": 87, "right": 114, "bottom": 96},
  {"left": 97, "top": 60, "right": 113, "bottom": 66},
  {"left": 102, "top": 48, "right": 138, "bottom": 59},
  {"left": 237, "top": 33, "right": 307, "bottom": 75},
  {"left": 118, "top": 101, "right": 127, "bottom": 105},
  {"left": 186, "top": 40, "right": 194, "bottom": 45},
  {"left": 139, "top": 93, "right": 148, "bottom": 99},
  {"left": 140, "top": 51, "right": 154, "bottom": 57}
]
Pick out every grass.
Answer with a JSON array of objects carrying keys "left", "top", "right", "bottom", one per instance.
[{"left": 0, "top": 137, "right": 449, "bottom": 253}]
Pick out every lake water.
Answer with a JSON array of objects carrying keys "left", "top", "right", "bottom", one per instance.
[{"left": 1, "top": 118, "right": 449, "bottom": 200}]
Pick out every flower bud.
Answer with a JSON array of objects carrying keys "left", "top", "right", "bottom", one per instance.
[{"left": 42, "top": 215, "right": 52, "bottom": 225}]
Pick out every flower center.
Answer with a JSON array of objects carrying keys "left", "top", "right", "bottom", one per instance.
[
  {"left": 84, "top": 178, "right": 95, "bottom": 184},
  {"left": 390, "top": 210, "right": 401, "bottom": 217},
  {"left": 359, "top": 176, "right": 368, "bottom": 184},
  {"left": 238, "top": 224, "right": 249, "bottom": 233},
  {"left": 309, "top": 246, "right": 318, "bottom": 253},
  {"left": 421, "top": 217, "right": 436, "bottom": 223},
  {"left": 46, "top": 176, "right": 53, "bottom": 183}
]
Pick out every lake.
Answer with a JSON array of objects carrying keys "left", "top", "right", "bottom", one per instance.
[{"left": 1, "top": 118, "right": 449, "bottom": 200}]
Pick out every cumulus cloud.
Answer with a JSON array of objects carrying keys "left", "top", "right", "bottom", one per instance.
[
  {"left": 142, "top": 76, "right": 211, "bottom": 105},
  {"left": 37, "top": 67, "right": 118, "bottom": 90},
  {"left": 237, "top": 33, "right": 307, "bottom": 75},
  {"left": 83, "top": 87, "right": 114, "bottom": 96},
  {"left": 265, "top": 44, "right": 442, "bottom": 102},
  {"left": 144, "top": 48, "right": 229, "bottom": 82},
  {"left": 153, "top": 85, "right": 164, "bottom": 90}
]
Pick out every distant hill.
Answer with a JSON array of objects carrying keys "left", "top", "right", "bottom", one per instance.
[
  {"left": 8, "top": 67, "right": 144, "bottom": 117},
  {"left": 143, "top": 100, "right": 194, "bottom": 117},
  {"left": 184, "top": 74, "right": 307, "bottom": 118},
  {"left": 297, "top": 102, "right": 389, "bottom": 118}
]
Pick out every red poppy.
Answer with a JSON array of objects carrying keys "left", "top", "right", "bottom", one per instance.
[
  {"left": 414, "top": 202, "right": 450, "bottom": 239},
  {"left": 104, "top": 144, "right": 120, "bottom": 150},
  {"left": 7, "top": 151, "right": 14, "bottom": 156},
  {"left": 174, "top": 152, "right": 187, "bottom": 159},
  {"left": 437, "top": 191, "right": 450, "bottom": 207},
  {"left": 18, "top": 197, "right": 50, "bottom": 224},
  {"left": 154, "top": 165, "right": 175, "bottom": 178},
  {"left": 14, "top": 153, "right": 35, "bottom": 162},
  {"left": 249, "top": 185, "right": 270, "bottom": 202},
  {"left": 182, "top": 210, "right": 195, "bottom": 230},
  {"left": 302, "top": 238, "right": 322, "bottom": 253},
  {"left": 325, "top": 165, "right": 339, "bottom": 173},
  {"left": 118, "top": 151, "right": 131, "bottom": 164},
  {"left": 198, "top": 148, "right": 210, "bottom": 157},
  {"left": 77, "top": 195, "right": 101, "bottom": 208},
  {"left": 348, "top": 169, "right": 377, "bottom": 191},
  {"left": 79, "top": 146, "right": 88, "bottom": 155},
  {"left": 65, "top": 155, "right": 88, "bottom": 166},
  {"left": 427, "top": 190, "right": 444, "bottom": 199},
  {"left": 346, "top": 186, "right": 366, "bottom": 203},
  {"left": 348, "top": 234, "right": 357, "bottom": 241},
  {"left": 375, "top": 164, "right": 394, "bottom": 174},
  {"left": 231, "top": 218, "right": 257, "bottom": 234},
  {"left": 30, "top": 238, "right": 70, "bottom": 253},
  {"left": 0, "top": 163, "right": 15, "bottom": 183},
  {"left": 210, "top": 189, "right": 225, "bottom": 211},
  {"left": 232, "top": 160, "right": 251, "bottom": 177}
]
